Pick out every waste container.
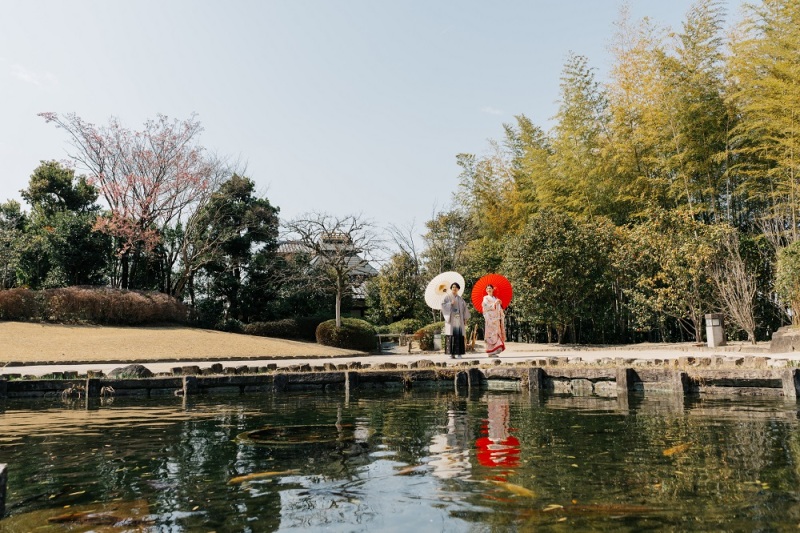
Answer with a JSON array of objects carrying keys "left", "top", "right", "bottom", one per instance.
[
  {"left": 433, "top": 334, "right": 442, "bottom": 351},
  {"left": 705, "top": 313, "right": 726, "bottom": 348}
]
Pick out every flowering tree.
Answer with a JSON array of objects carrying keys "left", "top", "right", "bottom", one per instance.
[{"left": 39, "top": 112, "right": 216, "bottom": 288}]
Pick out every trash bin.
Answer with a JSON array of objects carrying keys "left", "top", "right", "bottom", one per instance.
[
  {"left": 705, "top": 313, "right": 726, "bottom": 348},
  {"left": 433, "top": 334, "right": 442, "bottom": 351}
]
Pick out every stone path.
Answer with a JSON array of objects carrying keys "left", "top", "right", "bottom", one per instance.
[{"left": 1, "top": 340, "right": 789, "bottom": 378}]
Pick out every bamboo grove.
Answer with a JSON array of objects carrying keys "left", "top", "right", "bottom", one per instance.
[{"left": 368, "top": 0, "right": 800, "bottom": 345}]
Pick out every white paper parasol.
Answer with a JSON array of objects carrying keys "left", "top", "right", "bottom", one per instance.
[{"left": 424, "top": 271, "right": 465, "bottom": 309}]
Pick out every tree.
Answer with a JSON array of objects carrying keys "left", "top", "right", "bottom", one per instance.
[
  {"left": 16, "top": 161, "right": 110, "bottom": 288},
  {"left": 39, "top": 112, "right": 218, "bottom": 289},
  {"left": 710, "top": 228, "right": 758, "bottom": 342},
  {"left": 283, "top": 214, "right": 380, "bottom": 327},
  {"left": 370, "top": 252, "right": 423, "bottom": 323},
  {"left": 502, "top": 210, "right": 616, "bottom": 343},
  {"left": 0, "top": 201, "right": 25, "bottom": 289},
  {"left": 21, "top": 160, "right": 98, "bottom": 218},
  {"left": 192, "top": 174, "right": 280, "bottom": 321},
  {"left": 503, "top": 114, "right": 552, "bottom": 224},
  {"left": 545, "top": 53, "right": 618, "bottom": 220},
  {"left": 615, "top": 210, "right": 719, "bottom": 342},
  {"left": 727, "top": 0, "right": 800, "bottom": 247},
  {"left": 421, "top": 209, "right": 475, "bottom": 277}
]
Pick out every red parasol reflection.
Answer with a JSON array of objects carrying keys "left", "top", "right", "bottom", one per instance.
[{"left": 475, "top": 397, "right": 520, "bottom": 480}]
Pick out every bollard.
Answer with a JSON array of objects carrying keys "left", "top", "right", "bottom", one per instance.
[{"left": 0, "top": 463, "right": 6, "bottom": 518}]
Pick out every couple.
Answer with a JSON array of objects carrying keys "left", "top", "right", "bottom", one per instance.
[{"left": 441, "top": 282, "right": 506, "bottom": 359}]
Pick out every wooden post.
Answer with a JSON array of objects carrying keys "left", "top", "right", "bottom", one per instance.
[
  {"left": 467, "top": 368, "right": 483, "bottom": 390},
  {"left": 86, "top": 378, "right": 101, "bottom": 398},
  {"left": 526, "top": 367, "right": 544, "bottom": 394},
  {"left": 455, "top": 371, "right": 468, "bottom": 390},
  {"left": 182, "top": 376, "right": 198, "bottom": 397},
  {"left": 346, "top": 371, "right": 359, "bottom": 393},
  {"left": 0, "top": 463, "right": 7, "bottom": 518},
  {"left": 616, "top": 367, "right": 634, "bottom": 394},
  {"left": 782, "top": 368, "right": 799, "bottom": 399}
]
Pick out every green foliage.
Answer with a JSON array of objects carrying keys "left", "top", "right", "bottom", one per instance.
[
  {"left": 0, "top": 201, "right": 25, "bottom": 289},
  {"left": 13, "top": 161, "right": 110, "bottom": 290},
  {"left": 727, "top": 0, "right": 800, "bottom": 244},
  {"left": 193, "top": 174, "right": 280, "bottom": 321},
  {"left": 385, "top": 318, "right": 426, "bottom": 334},
  {"left": 414, "top": 321, "right": 445, "bottom": 351},
  {"left": 502, "top": 210, "right": 616, "bottom": 343},
  {"left": 421, "top": 210, "right": 475, "bottom": 276},
  {"left": 776, "top": 241, "right": 800, "bottom": 324},
  {"left": 315, "top": 317, "right": 376, "bottom": 351},
  {"left": 614, "top": 210, "right": 721, "bottom": 340},
  {"left": 244, "top": 317, "right": 327, "bottom": 341},
  {"left": 21, "top": 161, "right": 98, "bottom": 218},
  {"left": 368, "top": 252, "right": 424, "bottom": 324}
]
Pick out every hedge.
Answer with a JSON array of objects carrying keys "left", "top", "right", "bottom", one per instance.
[
  {"left": 316, "top": 318, "right": 376, "bottom": 351},
  {"left": 244, "top": 316, "right": 329, "bottom": 342},
  {"left": 0, "top": 287, "right": 188, "bottom": 325}
]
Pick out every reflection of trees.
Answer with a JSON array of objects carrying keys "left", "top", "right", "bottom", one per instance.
[
  {"left": 6, "top": 390, "right": 800, "bottom": 530},
  {"left": 491, "top": 394, "right": 800, "bottom": 528}
]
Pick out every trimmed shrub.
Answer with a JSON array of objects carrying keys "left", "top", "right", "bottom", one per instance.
[
  {"left": 245, "top": 319, "right": 298, "bottom": 338},
  {"left": 415, "top": 321, "right": 445, "bottom": 351},
  {"left": 0, "top": 288, "right": 40, "bottom": 321},
  {"left": 0, "top": 287, "right": 188, "bottom": 325},
  {"left": 245, "top": 317, "right": 329, "bottom": 341},
  {"left": 316, "top": 318, "right": 376, "bottom": 351},
  {"left": 386, "top": 318, "right": 426, "bottom": 334}
]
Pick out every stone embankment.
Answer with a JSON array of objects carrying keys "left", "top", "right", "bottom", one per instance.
[{"left": 1, "top": 354, "right": 798, "bottom": 400}]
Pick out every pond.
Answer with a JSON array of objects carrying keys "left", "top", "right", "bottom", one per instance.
[{"left": 1, "top": 388, "right": 800, "bottom": 531}]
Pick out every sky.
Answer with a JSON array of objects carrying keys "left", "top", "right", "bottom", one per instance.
[{"left": 1, "top": 0, "right": 747, "bottom": 250}]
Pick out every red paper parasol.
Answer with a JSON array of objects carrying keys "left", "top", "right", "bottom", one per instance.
[{"left": 471, "top": 274, "right": 513, "bottom": 312}]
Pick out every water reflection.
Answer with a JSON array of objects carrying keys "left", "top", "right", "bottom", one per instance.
[
  {"left": 428, "top": 405, "right": 470, "bottom": 480},
  {"left": 475, "top": 396, "right": 520, "bottom": 473},
  {"left": 2, "top": 392, "right": 800, "bottom": 531}
]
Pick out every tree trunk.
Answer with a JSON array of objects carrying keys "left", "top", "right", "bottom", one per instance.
[
  {"left": 556, "top": 324, "right": 566, "bottom": 344},
  {"left": 121, "top": 254, "right": 130, "bottom": 290},
  {"left": 335, "top": 289, "right": 342, "bottom": 328}
]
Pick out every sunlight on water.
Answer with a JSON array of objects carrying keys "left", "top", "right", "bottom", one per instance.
[{"left": 2, "top": 390, "right": 800, "bottom": 531}]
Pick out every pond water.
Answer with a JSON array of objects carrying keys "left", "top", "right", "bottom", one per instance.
[{"left": 1, "top": 388, "right": 800, "bottom": 532}]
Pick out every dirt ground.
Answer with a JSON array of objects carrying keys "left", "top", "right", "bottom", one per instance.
[{"left": 0, "top": 322, "right": 360, "bottom": 365}]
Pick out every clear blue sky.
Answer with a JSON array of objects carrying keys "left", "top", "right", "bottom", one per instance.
[{"left": 1, "top": 0, "right": 746, "bottom": 242}]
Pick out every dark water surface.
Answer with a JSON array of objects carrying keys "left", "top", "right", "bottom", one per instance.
[{"left": 2, "top": 389, "right": 800, "bottom": 532}]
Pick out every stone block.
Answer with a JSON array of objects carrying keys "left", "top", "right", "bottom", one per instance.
[
  {"left": 571, "top": 378, "right": 593, "bottom": 395},
  {"left": 770, "top": 326, "right": 800, "bottom": 353},
  {"left": 109, "top": 364, "right": 154, "bottom": 379},
  {"left": 594, "top": 380, "right": 618, "bottom": 397}
]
